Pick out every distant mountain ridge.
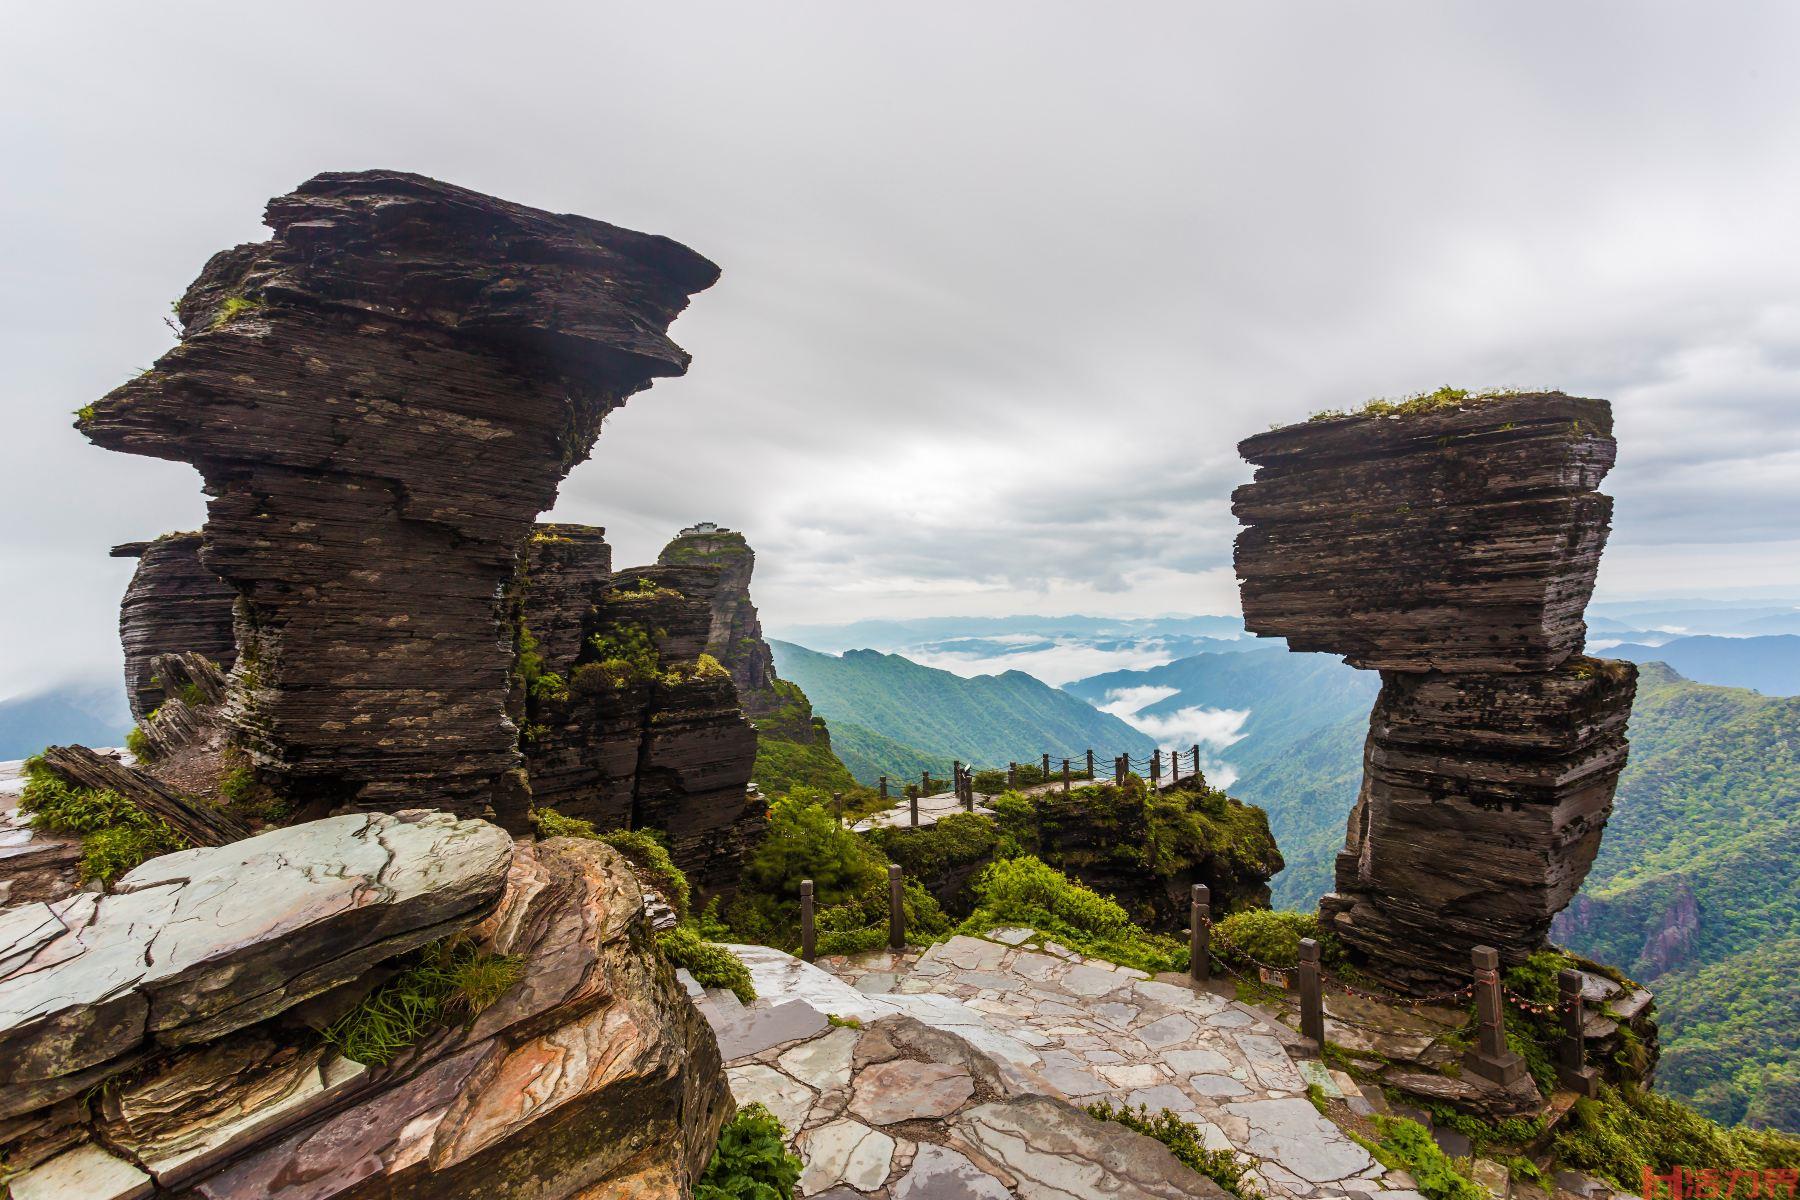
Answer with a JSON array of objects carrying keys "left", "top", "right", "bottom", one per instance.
[
  {"left": 768, "top": 640, "right": 1155, "bottom": 775},
  {"left": 1604, "top": 634, "right": 1800, "bottom": 697},
  {"left": 0, "top": 678, "right": 132, "bottom": 760}
]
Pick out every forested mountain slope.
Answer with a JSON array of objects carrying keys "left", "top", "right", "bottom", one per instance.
[{"left": 768, "top": 640, "right": 1155, "bottom": 769}]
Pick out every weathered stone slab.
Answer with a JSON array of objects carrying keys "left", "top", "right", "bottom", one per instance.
[
  {"left": 849, "top": 1058, "right": 975, "bottom": 1124},
  {"left": 0, "top": 811, "right": 511, "bottom": 1111}
]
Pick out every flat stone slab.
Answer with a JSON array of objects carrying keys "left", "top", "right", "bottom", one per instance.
[
  {"left": 797, "top": 1119, "right": 895, "bottom": 1195},
  {"left": 0, "top": 811, "right": 512, "bottom": 1105},
  {"left": 9, "top": 1142, "right": 152, "bottom": 1200},
  {"left": 850, "top": 1058, "right": 975, "bottom": 1124},
  {"left": 710, "top": 998, "right": 830, "bottom": 1061},
  {"left": 892, "top": 1143, "right": 1012, "bottom": 1199},
  {"left": 1224, "top": 1097, "right": 1374, "bottom": 1183}
]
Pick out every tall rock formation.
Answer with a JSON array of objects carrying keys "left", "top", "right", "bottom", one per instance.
[
  {"left": 111, "top": 533, "right": 238, "bottom": 721},
  {"left": 78, "top": 170, "right": 718, "bottom": 824},
  {"left": 1232, "top": 393, "right": 1638, "bottom": 989},
  {"left": 520, "top": 526, "right": 763, "bottom": 896},
  {"left": 652, "top": 523, "right": 861, "bottom": 797},
  {"left": 657, "top": 523, "right": 778, "bottom": 711}
]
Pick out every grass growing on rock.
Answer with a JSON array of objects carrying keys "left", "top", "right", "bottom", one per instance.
[
  {"left": 19, "top": 758, "right": 186, "bottom": 884},
  {"left": 1351, "top": 1115, "right": 1486, "bottom": 1200},
  {"left": 1084, "top": 1101, "right": 1263, "bottom": 1200},
  {"left": 696, "top": 1102, "right": 802, "bottom": 1200},
  {"left": 323, "top": 939, "right": 525, "bottom": 1066},
  {"left": 657, "top": 926, "right": 756, "bottom": 1004},
  {"left": 530, "top": 809, "right": 693, "bottom": 922},
  {"left": 1551, "top": 1084, "right": 1800, "bottom": 1192}
]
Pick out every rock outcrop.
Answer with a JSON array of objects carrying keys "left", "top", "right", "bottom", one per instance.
[
  {"left": 657, "top": 523, "right": 778, "bottom": 713},
  {"left": 111, "top": 533, "right": 238, "bottom": 722},
  {"left": 1232, "top": 394, "right": 1638, "bottom": 988},
  {"left": 520, "top": 528, "right": 763, "bottom": 896},
  {"left": 0, "top": 817, "right": 732, "bottom": 1199},
  {"left": 79, "top": 170, "right": 719, "bottom": 824}
]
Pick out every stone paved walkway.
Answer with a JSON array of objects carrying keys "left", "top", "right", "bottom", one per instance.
[{"left": 702, "top": 931, "right": 1430, "bottom": 1200}]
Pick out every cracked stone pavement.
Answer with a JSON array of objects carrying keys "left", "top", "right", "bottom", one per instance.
[{"left": 701, "top": 930, "right": 1430, "bottom": 1200}]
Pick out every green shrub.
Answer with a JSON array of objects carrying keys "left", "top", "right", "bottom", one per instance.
[
  {"left": 1213, "top": 909, "right": 1339, "bottom": 970},
  {"left": 20, "top": 765, "right": 186, "bottom": 884},
  {"left": 577, "top": 622, "right": 662, "bottom": 689},
  {"left": 1084, "top": 1102, "right": 1262, "bottom": 1200},
  {"left": 694, "top": 653, "right": 731, "bottom": 680},
  {"left": 323, "top": 940, "right": 525, "bottom": 1066},
  {"left": 210, "top": 294, "right": 264, "bottom": 328},
  {"left": 124, "top": 725, "right": 155, "bottom": 761},
  {"left": 960, "top": 856, "right": 1186, "bottom": 974},
  {"left": 658, "top": 926, "right": 755, "bottom": 1004},
  {"left": 601, "top": 828, "right": 691, "bottom": 921},
  {"left": 1552, "top": 1084, "right": 1800, "bottom": 1192},
  {"left": 696, "top": 1102, "right": 802, "bottom": 1200},
  {"left": 1353, "top": 1116, "right": 1486, "bottom": 1200}
]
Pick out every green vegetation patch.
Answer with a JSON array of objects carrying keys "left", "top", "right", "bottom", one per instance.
[
  {"left": 1351, "top": 1115, "right": 1486, "bottom": 1200},
  {"left": 20, "top": 758, "right": 186, "bottom": 884},
  {"left": 1213, "top": 908, "right": 1341, "bottom": 971},
  {"left": 696, "top": 1102, "right": 803, "bottom": 1200},
  {"left": 530, "top": 809, "right": 693, "bottom": 921},
  {"left": 1553, "top": 1084, "right": 1800, "bottom": 1192},
  {"left": 574, "top": 621, "right": 663, "bottom": 690},
  {"left": 960, "top": 855, "right": 1186, "bottom": 974},
  {"left": 210, "top": 293, "right": 265, "bottom": 329},
  {"left": 1084, "top": 1101, "right": 1262, "bottom": 1200},
  {"left": 657, "top": 926, "right": 755, "bottom": 1004},
  {"left": 1307, "top": 386, "right": 1537, "bottom": 423},
  {"left": 322, "top": 939, "right": 526, "bottom": 1066}
]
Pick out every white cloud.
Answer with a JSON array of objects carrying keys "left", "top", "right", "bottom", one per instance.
[
  {"left": 1097, "top": 686, "right": 1180, "bottom": 719},
  {"left": 908, "top": 639, "right": 1180, "bottom": 686}
]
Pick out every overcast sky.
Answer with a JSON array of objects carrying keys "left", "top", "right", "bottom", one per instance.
[{"left": 5, "top": 1, "right": 1800, "bottom": 698}]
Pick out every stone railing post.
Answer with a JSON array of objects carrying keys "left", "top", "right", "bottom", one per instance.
[
  {"left": 921, "top": 770, "right": 931, "bottom": 798},
  {"left": 1189, "top": 884, "right": 1210, "bottom": 983},
  {"left": 1086, "top": 748, "right": 1095, "bottom": 778},
  {"left": 1115, "top": 754, "right": 1126, "bottom": 786},
  {"left": 1559, "top": 968, "right": 1599, "bottom": 1096},
  {"left": 888, "top": 865, "right": 905, "bottom": 950},
  {"left": 963, "top": 769, "right": 974, "bottom": 812},
  {"left": 1062, "top": 758, "right": 1071, "bottom": 794},
  {"left": 1298, "top": 937, "right": 1325, "bottom": 1051},
  {"left": 1464, "top": 945, "right": 1527, "bottom": 1085},
  {"left": 909, "top": 789, "right": 919, "bottom": 827},
  {"left": 1041, "top": 752, "right": 1050, "bottom": 779},
  {"left": 800, "top": 879, "right": 816, "bottom": 962},
  {"left": 879, "top": 776, "right": 889, "bottom": 802},
  {"left": 1150, "top": 751, "right": 1161, "bottom": 785},
  {"left": 1007, "top": 762, "right": 1018, "bottom": 789}
]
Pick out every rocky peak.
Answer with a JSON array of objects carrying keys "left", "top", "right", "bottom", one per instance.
[
  {"left": 109, "top": 533, "right": 237, "bottom": 722},
  {"left": 1233, "top": 393, "right": 1639, "bottom": 989},
  {"left": 78, "top": 171, "right": 718, "bottom": 825},
  {"left": 656, "top": 523, "right": 779, "bottom": 711}
]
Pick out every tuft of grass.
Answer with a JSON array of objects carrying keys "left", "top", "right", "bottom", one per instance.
[
  {"left": 533, "top": 807, "right": 599, "bottom": 839},
  {"left": 1084, "top": 1102, "right": 1263, "bottom": 1200},
  {"left": 1351, "top": 1116, "right": 1486, "bottom": 1200},
  {"left": 124, "top": 725, "right": 155, "bottom": 761},
  {"left": 74, "top": 404, "right": 96, "bottom": 424},
  {"left": 20, "top": 763, "right": 186, "bottom": 884},
  {"left": 1307, "top": 386, "right": 1542, "bottom": 423},
  {"left": 210, "top": 294, "right": 265, "bottom": 329},
  {"left": 322, "top": 940, "right": 525, "bottom": 1066},
  {"left": 657, "top": 926, "right": 755, "bottom": 1004}
]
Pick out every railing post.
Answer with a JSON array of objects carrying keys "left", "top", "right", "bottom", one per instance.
[
  {"left": 833, "top": 791, "right": 843, "bottom": 826},
  {"left": 910, "top": 788, "right": 920, "bottom": 827},
  {"left": 921, "top": 770, "right": 931, "bottom": 798},
  {"left": 1007, "top": 762, "right": 1018, "bottom": 789},
  {"left": 1086, "top": 748, "right": 1095, "bottom": 778},
  {"left": 888, "top": 864, "right": 905, "bottom": 950},
  {"left": 963, "top": 769, "right": 974, "bottom": 812},
  {"left": 1558, "top": 968, "right": 1599, "bottom": 1096},
  {"left": 1298, "top": 937, "right": 1325, "bottom": 1051},
  {"left": 1150, "top": 750, "right": 1161, "bottom": 785},
  {"left": 1041, "top": 753, "right": 1050, "bottom": 779},
  {"left": 800, "top": 879, "right": 816, "bottom": 963},
  {"left": 1062, "top": 758, "right": 1071, "bottom": 794},
  {"left": 1192, "top": 744, "right": 1200, "bottom": 775},
  {"left": 1171, "top": 748, "right": 1180, "bottom": 783},
  {"left": 1189, "top": 883, "right": 1210, "bottom": 983},
  {"left": 1115, "top": 754, "right": 1126, "bottom": 786},
  {"left": 1464, "top": 945, "right": 1527, "bottom": 1085},
  {"left": 952, "top": 761, "right": 962, "bottom": 794},
  {"left": 879, "top": 776, "right": 889, "bottom": 802}
]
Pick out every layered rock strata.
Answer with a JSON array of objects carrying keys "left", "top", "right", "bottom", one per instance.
[
  {"left": 1232, "top": 394, "right": 1638, "bottom": 988},
  {"left": 656, "top": 524, "right": 778, "bottom": 713},
  {"left": 0, "top": 817, "right": 731, "bottom": 1198},
  {"left": 112, "top": 533, "right": 238, "bottom": 721},
  {"left": 520, "top": 530, "right": 763, "bottom": 896},
  {"left": 79, "top": 170, "right": 719, "bottom": 822}
]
